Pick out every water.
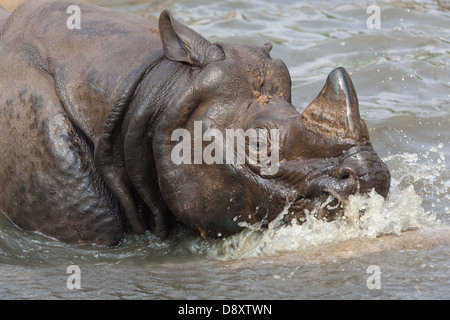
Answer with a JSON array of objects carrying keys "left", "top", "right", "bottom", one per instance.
[{"left": 1, "top": 0, "right": 449, "bottom": 299}]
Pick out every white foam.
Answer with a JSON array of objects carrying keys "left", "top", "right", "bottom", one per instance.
[{"left": 206, "top": 178, "right": 437, "bottom": 260}]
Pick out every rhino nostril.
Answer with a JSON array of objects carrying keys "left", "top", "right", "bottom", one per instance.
[
  {"left": 335, "top": 167, "right": 358, "bottom": 183},
  {"left": 337, "top": 167, "right": 357, "bottom": 181},
  {"left": 340, "top": 172, "right": 350, "bottom": 180}
]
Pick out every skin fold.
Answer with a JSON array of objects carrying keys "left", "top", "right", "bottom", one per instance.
[{"left": 0, "top": 0, "right": 390, "bottom": 245}]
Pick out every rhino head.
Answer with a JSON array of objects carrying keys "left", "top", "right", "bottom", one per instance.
[{"left": 147, "top": 10, "right": 390, "bottom": 238}]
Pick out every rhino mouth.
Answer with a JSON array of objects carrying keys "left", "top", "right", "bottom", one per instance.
[
  {"left": 285, "top": 191, "right": 345, "bottom": 224},
  {"left": 284, "top": 173, "right": 354, "bottom": 224}
]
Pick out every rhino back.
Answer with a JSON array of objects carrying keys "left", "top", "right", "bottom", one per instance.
[{"left": 1, "top": 0, "right": 164, "bottom": 146}]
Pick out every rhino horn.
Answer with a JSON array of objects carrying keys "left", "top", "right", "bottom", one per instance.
[{"left": 301, "top": 67, "right": 369, "bottom": 142}]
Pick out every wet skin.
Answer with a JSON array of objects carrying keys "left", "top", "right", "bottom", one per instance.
[{"left": 0, "top": 0, "right": 390, "bottom": 245}]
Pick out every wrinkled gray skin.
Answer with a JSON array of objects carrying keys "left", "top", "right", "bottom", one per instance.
[{"left": 0, "top": 0, "right": 390, "bottom": 245}]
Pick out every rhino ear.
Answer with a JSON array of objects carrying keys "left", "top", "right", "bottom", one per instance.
[{"left": 158, "top": 9, "right": 224, "bottom": 66}]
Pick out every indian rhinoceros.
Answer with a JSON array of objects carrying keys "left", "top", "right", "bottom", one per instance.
[{"left": 0, "top": 0, "right": 390, "bottom": 245}]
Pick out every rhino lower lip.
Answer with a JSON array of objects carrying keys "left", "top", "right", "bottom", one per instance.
[
  {"left": 321, "top": 188, "right": 346, "bottom": 204},
  {"left": 306, "top": 175, "right": 351, "bottom": 203},
  {"left": 291, "top": 191, "right": 342, "bottom": 208},
  {"left": 287, "top": 190, "right": 344, "bottom": 222}
]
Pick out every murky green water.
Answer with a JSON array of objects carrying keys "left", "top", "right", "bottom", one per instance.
[{"left": 1, "top": 0, "right": 449, "bottom": 299}]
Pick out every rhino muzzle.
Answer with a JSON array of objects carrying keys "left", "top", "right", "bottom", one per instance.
[{"left": 285, "top": 67, "right": 390, "bottom": 223}]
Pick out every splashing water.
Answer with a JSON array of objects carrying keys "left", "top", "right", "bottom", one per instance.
[{"left": 206, "top": 178, "right": 437, "bottom": 260}]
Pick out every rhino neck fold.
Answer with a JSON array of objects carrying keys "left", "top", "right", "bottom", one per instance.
[
  {"left": 121, "top": 60, "right": 188, "bottom": 239},
  {"left": 94, "top": 54, "right": 172, "bottom": 235}
]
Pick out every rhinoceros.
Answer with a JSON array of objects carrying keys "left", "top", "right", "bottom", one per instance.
[{"left": 0, "top": 0, "right": 390, "bottom": 245}]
